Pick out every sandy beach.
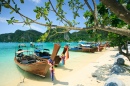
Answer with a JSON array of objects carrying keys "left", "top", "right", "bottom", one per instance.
[{"left": 5, "top": 47, "right": 130, "bottom": 86}]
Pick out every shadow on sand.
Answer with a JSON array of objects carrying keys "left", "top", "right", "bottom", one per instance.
[
  {"left": 55, "top": 63, "right": 73, "bottom": 71},
  {"left": 110, "top": 47, "right": 118, "bottom": 51},
  {"left": 51, "top": 63, "right": 73, "bottom": 85},
  {"left": 52, "top": 77, "right": 69, "bottom": 86}
]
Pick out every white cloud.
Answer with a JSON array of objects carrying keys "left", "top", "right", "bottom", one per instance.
[
  {"left": 0, "top": 17, "right": 8, "bottom": 23},
  {"left": 31, "top": 0, "right": 41, "bottom": 4},
  {"left": 0, "top": 17, "right": 24, "bottom": 26},
  {"left": 18, "top": 24, "right": 46, "bottom": 33},
  {"left": 28, "top": 24, "right": 46, "bottom": 33},
  {"left": 0, "top": 17, "right": 45, "bottom": 33}
]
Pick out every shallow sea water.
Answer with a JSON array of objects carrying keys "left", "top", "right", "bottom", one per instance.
[{"left": 0, "top": 42, "right": 83, "bottom": 86}]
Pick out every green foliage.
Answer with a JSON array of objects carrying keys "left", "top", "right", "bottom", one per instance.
[
  {"left": 97, "top": 3, "right": 109, "bottom": 25},
  {"left": 107, "top": 33, "right": 129, "bottom": 47},
  {"left": 126, "top": 1, "right": 130, "bottom": 10},
  {"left": 73, "top": 11, "right": 80, "bottom": 19},
  {"left": 83, "top": 11, "right": 94, "bottom": 27},
  {"left": 97, "top": 3, "right": 108, "bottom": 16},
  {"left": 0, "top": 3, "right": 1, "bottom": 13},
  {"left": 34, "top": 7, "right": 43, "bottom": 19},
  {"left": 33, "top": 2, "right": 50, "bottom": 20},
  {"left": 56, "top": 0, "right": 64, "bottom": 9},
  {"left": 14, "top": 4, "right": 20, "bottom": 13},
  {"left": 128, "top": 25, "right": 130, "bottom": 29},
  {"left": 83, "top": 11, "right": 92, "bottom": 18},
  {"left": 109, "top": 13, "right": 126, "bottom": 27},
  {"left": 10, "top": 9, "right": 14, "bottom": 14},
  {"left": 96, "top": 3, "right": 130, "bottom": 48},
  {"left": 23, "top": 18, "right": 31, "bottom": 26},
  {"left": 71, "top": 20, "right": 80, "bottom": 26},
  {"left": 6, "top": 17, "right": 19, "bottom": 24},
  {"left": 68, "top": 0, "right": 84, "bottom": 19},
  {"left": 37, "top": 33, "right": 48, "bottom": 42},
  {"left": 20, "top": 0, "right": 24, "bottom": 3},
  {"left": 118, "top": 0, "right": 130, "bottom": 11},
  {"left": 3, "top": 3, "right": 10, "bottom": 8}
]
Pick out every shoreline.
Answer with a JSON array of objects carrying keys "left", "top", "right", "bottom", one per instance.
[{"left": 4, "top": 47, "right": 130, "bottom": 86}]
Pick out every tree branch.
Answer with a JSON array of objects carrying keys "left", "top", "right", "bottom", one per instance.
[
  {"left": 92, "top": 0, "right": 98, "bottom": 26},
  {"left": 97, "top": 25, "right": 130, "bottom": 37},
  {"left": 6, "top": 3, "right": 49, "bottom": 26},
  {"left": 100, "top": 0, "right": 130, "bottom": 24},
  {"left": 84, "top": 0, "right": 94, "bottom": 14},
  {"left": 49, "top": 0, "right": 72, "bottom": 26}
]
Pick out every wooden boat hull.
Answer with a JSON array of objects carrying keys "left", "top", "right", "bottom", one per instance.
[
  {"left": 69, "top": 47, "right": 97, "bottom": 53},
  {"left": 82, "top": 47, "right": 97, "bottom": 53},
  {"left": 69, "top": 47, "right": 82, "bottom": 52},
  {"left": 14, "top": 57, "right": 50, "bottom": 77}
]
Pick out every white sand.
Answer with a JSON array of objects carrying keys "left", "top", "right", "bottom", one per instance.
[{"left": 6, "top": 47, "right": 130, "bottom": 86}]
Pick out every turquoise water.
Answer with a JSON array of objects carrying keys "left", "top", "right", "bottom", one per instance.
[{"left": 0, "top": 42, "right": 81, "bottom": 86}]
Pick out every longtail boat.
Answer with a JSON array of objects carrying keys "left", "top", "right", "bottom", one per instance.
[
  {"left": 14, "top": 44, "right": 60, "bottom": 77},
  {"left": 69, "top": 41, "right": 105, "bottom": 53}
]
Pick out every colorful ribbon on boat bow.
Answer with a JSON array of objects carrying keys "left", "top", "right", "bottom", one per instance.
[
  {"left": 61, "top": 45, "right": 69, "bottom": 65},
  {"left": 61, "top": 54, "right": 65, "bottom": 65},
  {"left": 48, "top": 59, "right": 54, "bottom": 81}
]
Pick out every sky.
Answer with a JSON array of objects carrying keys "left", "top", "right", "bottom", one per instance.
[{"left": 0, "top": 0, "right": 99, "bottom": 34}]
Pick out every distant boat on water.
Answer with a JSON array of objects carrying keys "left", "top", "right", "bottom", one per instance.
[
  {"left": 18, "top": 43, "right": 26, "bottom": 48},
  {"left": 78, "top": 41, "right": 93, "bottom": 47},
  {"left": 69, "top": 41, "right": 104, "bottom": 53},
  {"left": 30, "top": 42, "right": 35, "bottom": 47}
]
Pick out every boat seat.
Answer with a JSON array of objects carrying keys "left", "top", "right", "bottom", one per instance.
[
  {"left": 43, "top": 49, "right": 50, "bottom": 51},
  {"left": 42, "top": 52, "right": 50, "bottom": 56},
  {"left": 41, "top": 56, "right": 50, "bottom": 59},
  {"left": 28, "top": 60, "right": 36, "bottom": 63},
  {"left": 21, "top": 60, "right": 29, "bottom": 64},
  {"left": 17, "top": 53, "right": 24, "bottom": 57},
  {"left": 27, "top": 56, "right": 36, "bottom": 60},
  {"left": 21, "top": 60, "right": 36, "bottom": 64}
]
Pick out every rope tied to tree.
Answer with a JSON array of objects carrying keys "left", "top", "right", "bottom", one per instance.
[{"left": 64, "top": 33, "right": 70, "bottom": 41}]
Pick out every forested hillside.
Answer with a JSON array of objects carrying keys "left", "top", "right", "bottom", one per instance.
[
  {"left": 0, "top": 28, "right": 108, "bottom": 42},
  {"left": 0, "top": 29, "right": 42, "bottom": 42}
]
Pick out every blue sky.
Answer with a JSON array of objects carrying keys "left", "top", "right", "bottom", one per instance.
[{"left": 0, "top": 0, "right": 99, "bottom": 34}]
